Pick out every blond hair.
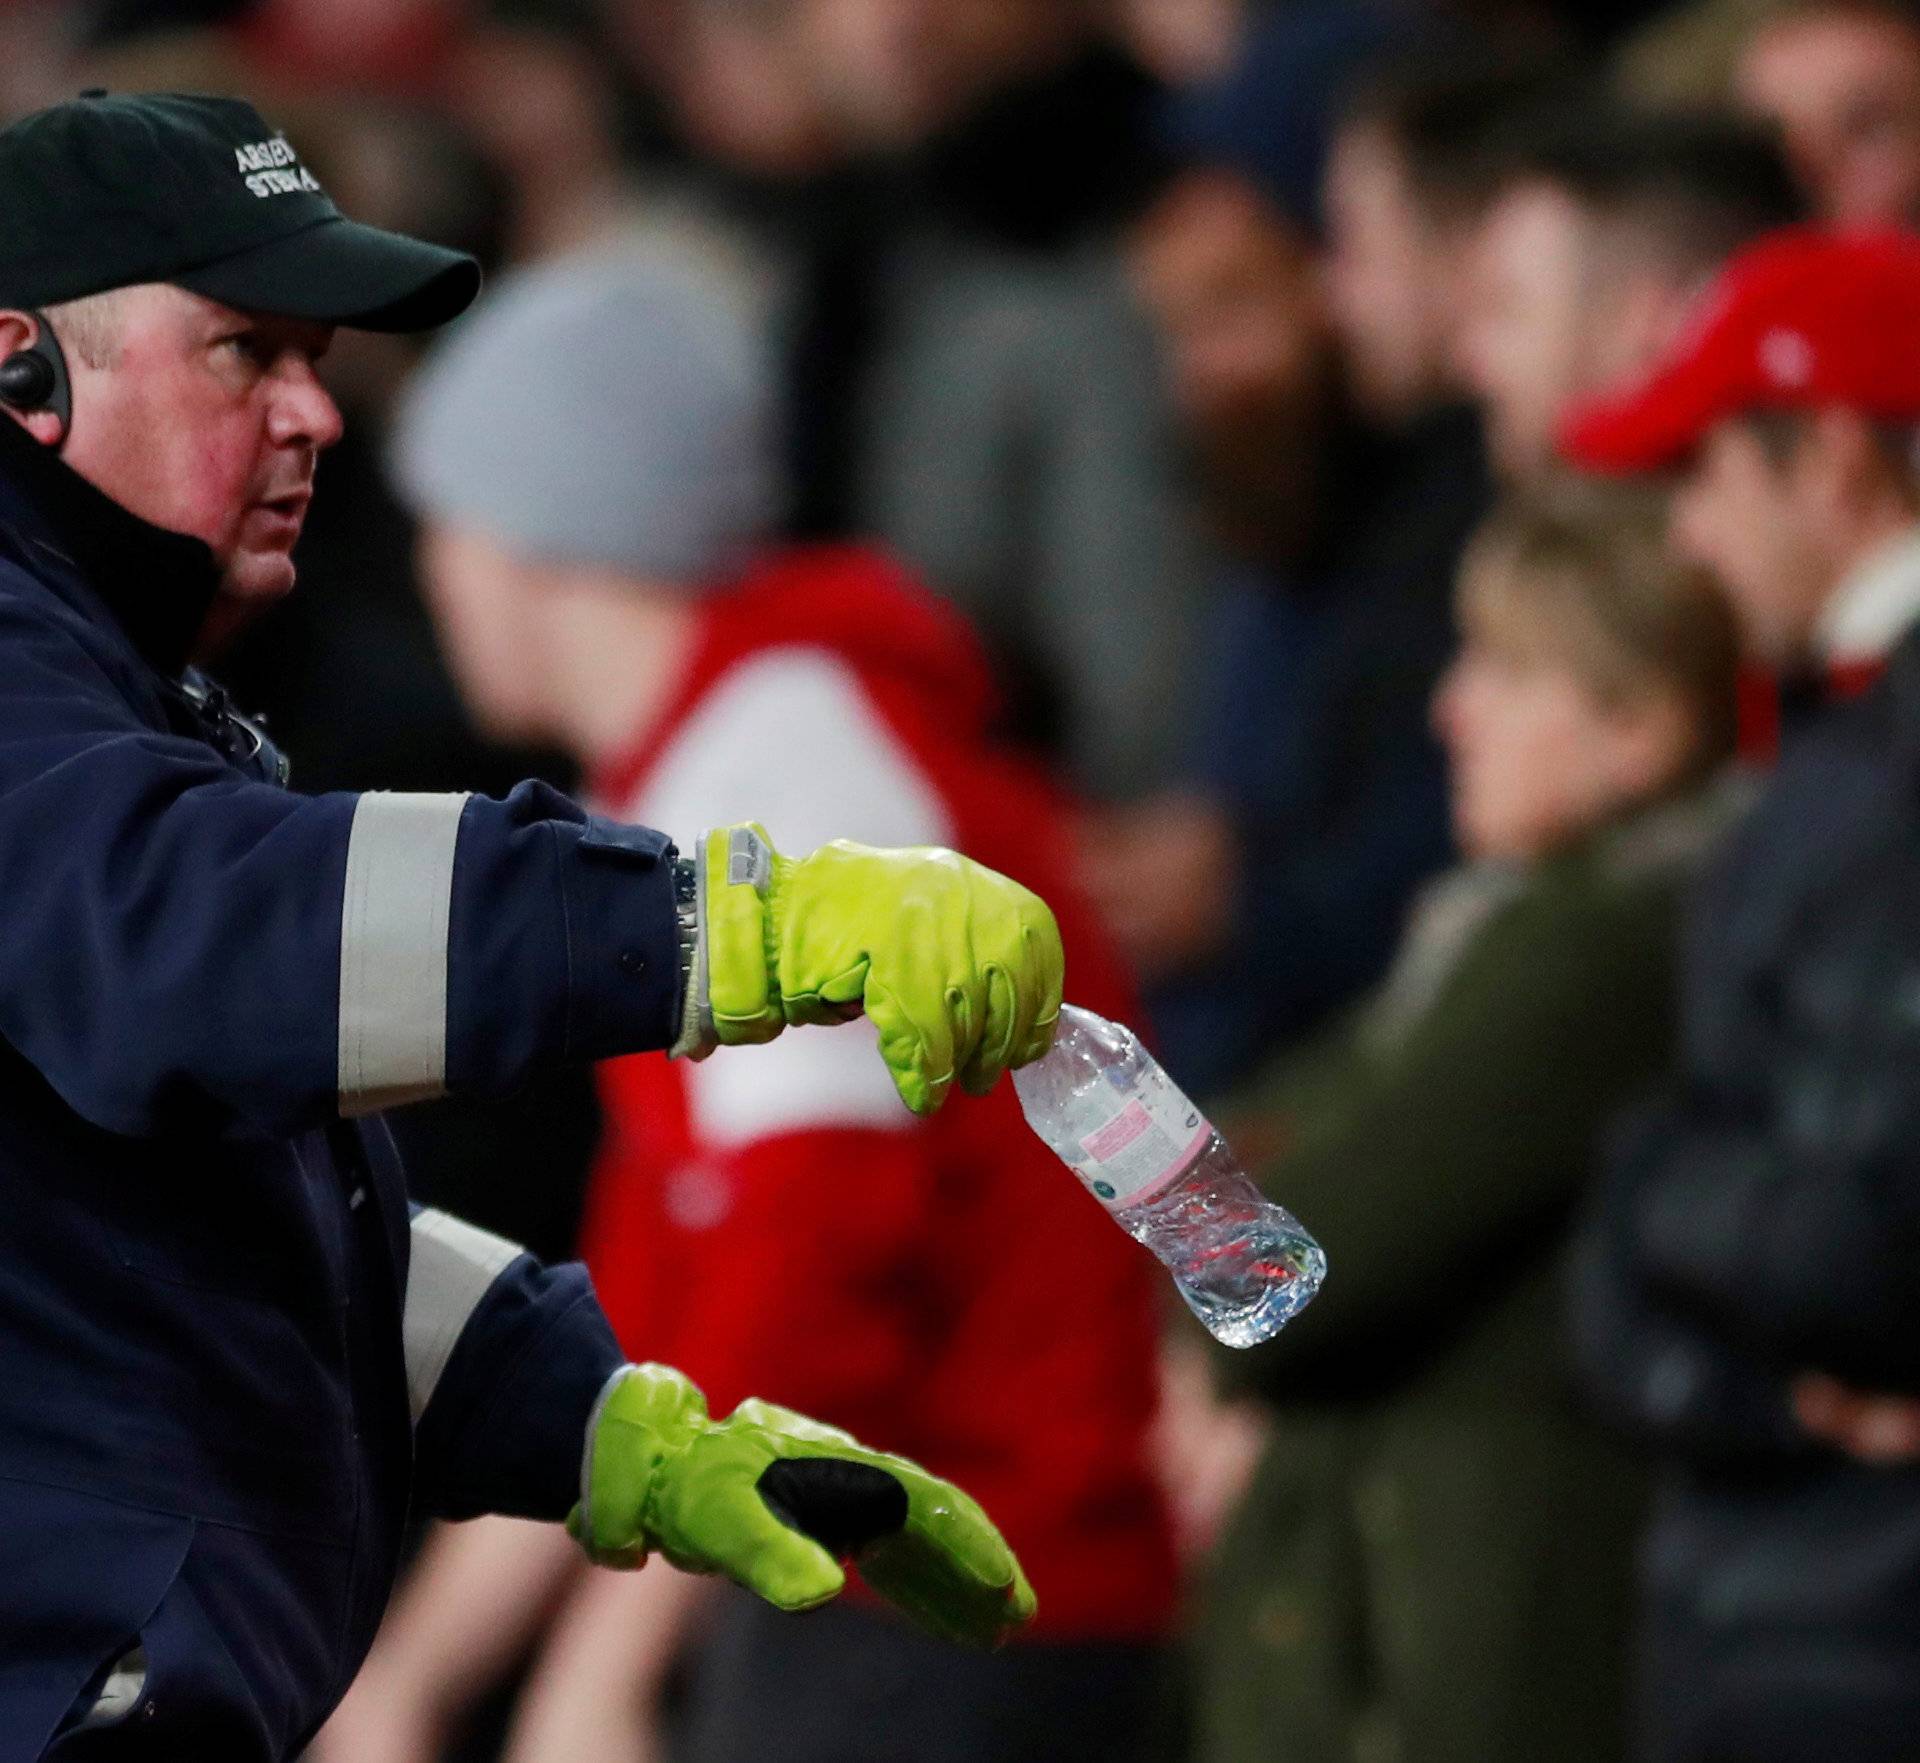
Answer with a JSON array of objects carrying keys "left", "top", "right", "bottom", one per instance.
[{"left": 1459, "top": 478, "right": 1741, "bottom": 781}]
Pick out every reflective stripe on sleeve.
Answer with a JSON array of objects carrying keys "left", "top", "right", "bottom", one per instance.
[
  {"left": 404, "top": 1208, "right": 525, "bottom": 1424},
  {"left": 337, "top": 791, "right": 470, "bottom": 1118}
]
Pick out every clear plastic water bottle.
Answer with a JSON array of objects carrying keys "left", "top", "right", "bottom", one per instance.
[{"left": 1013, "top": 1005, "right": 1326, "bottom": 1347}]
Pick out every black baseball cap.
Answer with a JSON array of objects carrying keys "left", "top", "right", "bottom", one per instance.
[{"left": 0, "top": 91, "right": 480, "bottom": 331}]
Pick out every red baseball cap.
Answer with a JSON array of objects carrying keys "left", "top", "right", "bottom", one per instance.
[{"left": 1558, "top": 227, "right": 1920, "bottom": 474}]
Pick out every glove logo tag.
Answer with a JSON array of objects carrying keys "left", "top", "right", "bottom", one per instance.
[{"left": 727, "top": 825, "right": 774, "bottom": 891}]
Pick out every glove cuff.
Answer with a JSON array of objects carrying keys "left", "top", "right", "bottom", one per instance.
[
  {"left": 575, "top": 1363, "right": 708, "bottom": 1566},
  {"left": 574, "top": 1362, "right": 633, "bottom": 1555},
  {"left": 668, "top": 850, "right": 715, "bottom": 1061},
  {"left": 699, "top": 824, "right": 788, "bottom": 1046}
]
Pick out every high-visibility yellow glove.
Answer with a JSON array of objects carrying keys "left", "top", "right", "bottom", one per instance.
[
  {"left": 673, "top": 824, "right": 1064, "bottom": 1115},
  {"left": 567, "top": 1364, "right": 1037, "bottom": 1650}
]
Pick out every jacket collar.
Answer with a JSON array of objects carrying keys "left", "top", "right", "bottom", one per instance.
[{"left": 0, "top": 413, "right": 218, "bottom": 676}]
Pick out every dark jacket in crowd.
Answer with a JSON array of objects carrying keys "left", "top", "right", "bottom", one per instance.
[
  {"left": 1574, "top": 630, "right": 1920, "bottom": 1763},
  {"left": 1196, "top": 785, "right": 1735, "bottom": 1763},
  {"left": 0, "top": 412, "right": 668, "bottom": 1757},
  {"left": 1151, "top": 405, "right": 1487, "bottom": 1094}
]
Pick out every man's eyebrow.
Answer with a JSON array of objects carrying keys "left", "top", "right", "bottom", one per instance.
[{"left": 288, "top": 323, "right": 334, "bottom": 356}]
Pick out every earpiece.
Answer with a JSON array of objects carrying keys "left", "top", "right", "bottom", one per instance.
[
  {"left": 0, "top": 351, "right": 55, "bottom": 411},
  {"left": 0, "top": 314, "right": 71, "bottom": 432}
]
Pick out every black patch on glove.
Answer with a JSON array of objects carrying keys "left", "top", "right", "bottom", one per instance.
[{"left": 757, "top": 1459, "right": 909, "bottom": 1558}]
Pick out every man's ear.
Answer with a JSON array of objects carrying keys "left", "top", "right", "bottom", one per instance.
[
  {"left": 0, "top": 309, "right": 68, "bottom": 448},
  {"left": 1607, "top": 687, "right": 1695, "bottom": 804}
]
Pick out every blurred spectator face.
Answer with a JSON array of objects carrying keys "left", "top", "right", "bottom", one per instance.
[
  {"left": 417, "top": 526, "right": 551, "bottom": 742},
  {"left": 1135, "top": 174, "right": 1325, "bottom": 426},
  {"left": 444, "top": 27, "right": 632, "bottom": 258},
  {"left": 1670, "top": 415, "right": 1857, "bottom": 664},
  {"left": 1132, "top": 171, "right": 1333, "bottom": 556},
  {"left": 1433, "top": 547, "right": 1693, "bottom": 861},
  {"left": 1459, "top": 181, "right": 1702, "bottom": 482},
  {"left": 1323, "top": 121, "right": 1465, "bottom": 423},
  {"left": 1737, "top": 3, "right": 1920, "bottom": 224},
  {"left": 1458, "top": 183, "right": 1591, "bottom": 480},
  {"left": 796, "top": 0, "right": 1085, "bottom": 147},
  {"left": 1114, "top": 0, "right": 1243, "bottom": 84},
  {"left": 669, "top": 5, "right": 844, "bottom": 177},
  {"left": 241, "top": 0, "right": 468, "bottom": 92}
]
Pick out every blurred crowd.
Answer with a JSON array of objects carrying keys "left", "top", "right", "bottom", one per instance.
[{"left": 13, "top": 0, "right": 1920, "bottom": 1758}]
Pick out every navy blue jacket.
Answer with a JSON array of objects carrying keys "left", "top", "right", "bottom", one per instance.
[
  {"left": 0, "top": 415, "right": 679, "bottom": 1755},
  {"left": 1149, "top": 406, "right": 1480, "bottom": 1093},
  {"left": 1572, "top": 632, "right": 1920, "bottom": 1747}
]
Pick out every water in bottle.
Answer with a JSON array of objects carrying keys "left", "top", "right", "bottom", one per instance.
[{"left": 1013, "top": 1005, "right": 1326, "bottom": 1347}]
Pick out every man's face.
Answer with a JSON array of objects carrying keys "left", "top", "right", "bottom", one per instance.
[
  {"left": 797, "top": 0, "right": 1071, "bottom": 147},
  {"left": 1134, "top": 174, "right": 1326, "bottom": 426},
  {"left": 1738, "top": 8, "right": 1920, "bottom": 225},
  {"left": 1321, "top": 122, "right": 1461, "bottom": 423},
  {"left": 1131, "top": 172, "right": 1333, "bottom": 557},
  {"left": 417, "top": 524, "right": 550, "bottom": 743},
  {"left": 1114, "top": 0, "right": 1241, "bottom": 82},
  {"left": 1459, "top": 183, "right": 1713, "bottom": 483},
  {"left": 1671, "top": 419, "right": 1831, "bottom": 664},
  {"left": 1457, "top": 183, "right": 1593, "bottom": 480},
  {"left": 58, "top": 284, "right": 342, "bottom": 637},
  {"left": 1432, "top": 626, "right": 1679, "bottom": 863}
]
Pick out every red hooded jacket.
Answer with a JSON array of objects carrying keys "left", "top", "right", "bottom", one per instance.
[{"left": 579, "top": 545, "right": 1178, "bottom": 1641}]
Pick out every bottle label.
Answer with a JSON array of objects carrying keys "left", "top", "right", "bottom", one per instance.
[{"left": 1076, "top": 1069, "right": 1211, "bottom": 1209}]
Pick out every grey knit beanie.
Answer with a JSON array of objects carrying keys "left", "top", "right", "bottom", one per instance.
[{"left": 390, "top": 238, "right": 783, "bottom": 582}]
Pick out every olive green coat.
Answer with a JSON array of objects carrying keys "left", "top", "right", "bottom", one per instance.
[{"left": 1194, "top": 791, "right": 1736, "bottom": 1763}]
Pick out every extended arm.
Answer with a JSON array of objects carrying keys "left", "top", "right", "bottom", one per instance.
[
  {"left": 0, "top": 581, "right": 679, "bottom": 1137},
  {"left": 0, "top": 580, "right": 1062, "bottom": 1135},
  {"left": 399, "top": 1202, "right": 1031, "bottom": 1654}
]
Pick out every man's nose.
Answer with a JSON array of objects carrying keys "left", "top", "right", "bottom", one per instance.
[{"left": 269, "top": 358, "right": 345, "bottom": 453}]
